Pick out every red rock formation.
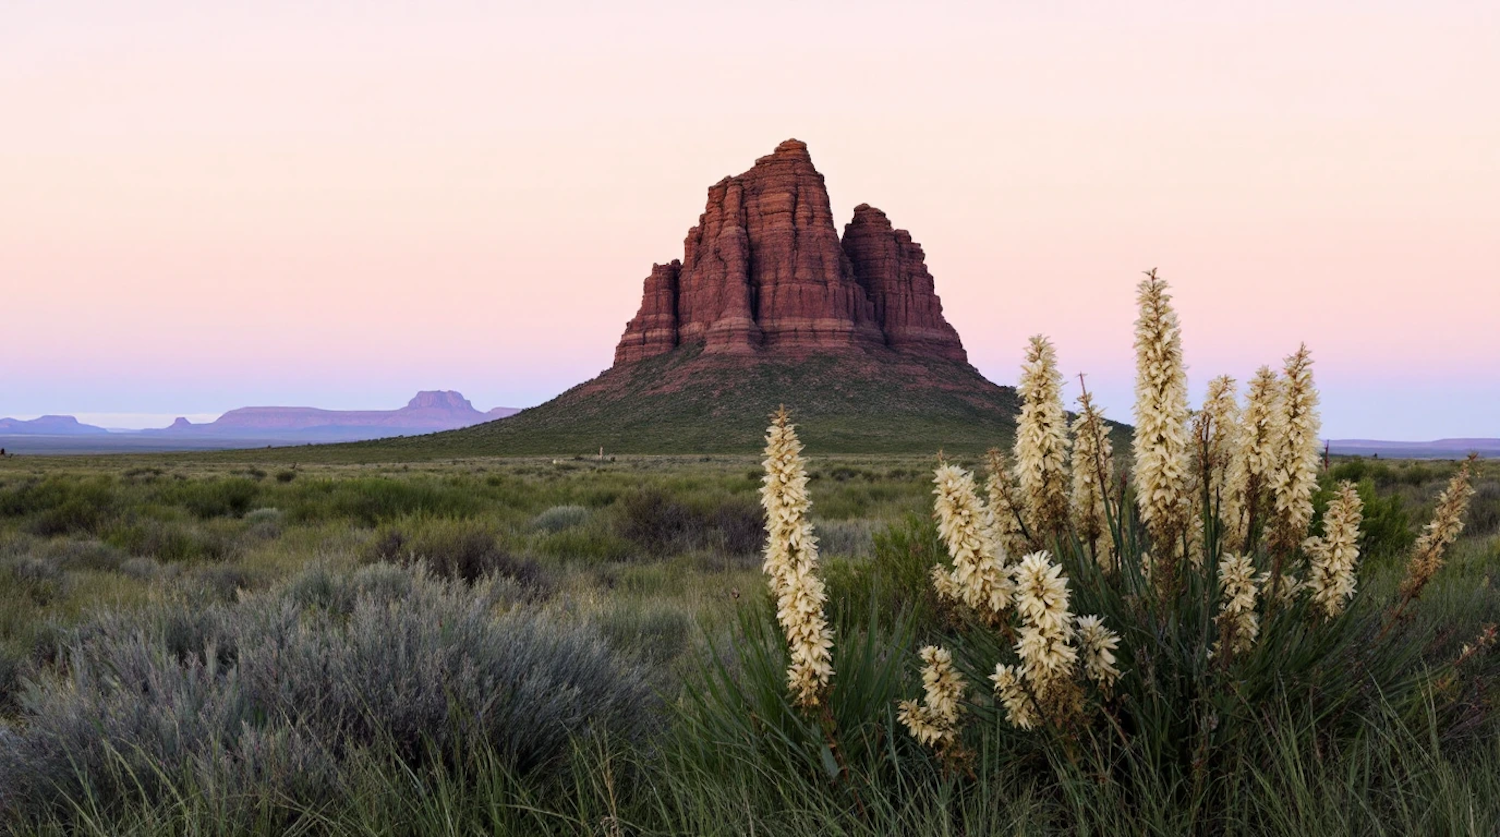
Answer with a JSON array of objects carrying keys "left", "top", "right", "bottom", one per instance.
[
  {"left": 614, "top": 140, "right": 967, "bottom": 366},
  {"left": 614, "top": 261, "right": 680, "bottom": 365},
  {"left": 842, "top": 204, "right": 967, "bottom": 363}
]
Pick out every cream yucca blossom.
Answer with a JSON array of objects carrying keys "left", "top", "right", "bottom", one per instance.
[
  {"left": 1012, "top": 551, "right": 1078, "bottom": 694},
  {"left": 1014, "top": 335, "right": 1071, "bottom": 539},
  {"left": 990, "top": 664, "right": 1040, "bottom": 730},
  {"left": 1198, "top": 375, "right": 1243, "bottom": 550},
  {"left": 1230, "top": 366, "right": 1284, "bottom": 551},
  {"left": 931, "top": 464, "right": 1014, "bottom": 622},
  {"left": 759, "top": 408, "right": 834, "bottom": 708},
  {"left": 1304, "top": 481, "right": 1365, "bottom": 619},
  {"left": 1214, "top": 553, "right": 1260, "bottom": 656},
  {"left": 985, "top": 448, "right": 1032, "bottom": 557},
  {"left": 1069, "top": 391, "right": 1116, "bottom": 565},
  {"left": 1398, "top": 455, "right": 1478, "bottom": 606},
  {"left": 1131, "top": 271, "right": 1192, "bottom": 569},
  {"left": 898, "top": 645, "right": 967, "bottom": 747},
  {"left": 1075, "top": 615, "right": 1122, "bottom": 691},
  {"left": 930, "top": 564, "right": 961, "bottom": 603},
  {"left": 1268, "top": 345, "right": 1321, "bottom": 563}
]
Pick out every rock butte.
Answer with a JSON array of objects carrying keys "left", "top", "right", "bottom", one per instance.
[{"left": 614, "top": 139, "right": 967, "bottom": 366}]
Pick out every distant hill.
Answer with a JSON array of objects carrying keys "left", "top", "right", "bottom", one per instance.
[
  {"left": 1329, "top": 439, "right": 1499, "bottom": 459},
  {"left": 0, "top": 415, "right": 109, "bottom": 435},
  {"left": 0, "top": 392, "right": 518, "bottom": 454},
  {"left": 142, "top": 391, "right": 518, "bottom": 442}
]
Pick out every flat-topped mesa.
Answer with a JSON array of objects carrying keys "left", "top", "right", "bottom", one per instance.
[
  {"left": 842, "top": 204, "right": 968, "bottom": 364},
  {"left": 406, "top": 390, "right": 476, "bottom": 411},
  {"left": 613, "top": 139, "right": 968, "bottom": 366}
]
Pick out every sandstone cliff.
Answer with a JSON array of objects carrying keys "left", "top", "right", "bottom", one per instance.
[{"left": 615, "top": 140, "right": 966, "bottom": 365}]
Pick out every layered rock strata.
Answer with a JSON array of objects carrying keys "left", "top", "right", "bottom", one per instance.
[
  {"left": 615, "top": 139, "right": 967, "bottom": 366},
  {"left": 841, "top": 204, "right": 967, "bottom": 363}
]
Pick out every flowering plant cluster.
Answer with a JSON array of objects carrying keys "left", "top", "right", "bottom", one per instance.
[
  {"left": 888, "top": 270, "right": 1479, "bottom": 753},
  {"left": 756, "top": 271, "right": 1479, "bottom": 787}
]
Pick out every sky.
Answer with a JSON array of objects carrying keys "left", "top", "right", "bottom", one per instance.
[{"left": 2, "top": 1, "right": 1497, "bottom": 437}]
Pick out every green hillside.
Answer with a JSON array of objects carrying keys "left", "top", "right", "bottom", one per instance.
[{"left": 226, "top": 346, "right": 1040, "bottom": 462}]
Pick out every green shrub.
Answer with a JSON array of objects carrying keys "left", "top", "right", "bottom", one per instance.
[
  {"left": 616, "top": 489, "right": 762, "bottom": 557},
  {"left": 46, "top": 538, "right": 126, "bottom": 572},
  {"left": 825, "top": 513, "right": 945, "bottom": 633},
  {"left": 533, "top": 526, "right": 633, "bottom": 562},
  {"left": 366, "top": 519, "right": 552, "bottom": 596},
  {"left": 0, "top": 477, "right": 116, "bottom": 533},
  {"left": 1354, "top": 477, "right": 1415, "bottom": 558},
  {"left": 287, "top": 477, "right": 481, "bottom": 525},
  {"left": 159, "top": 477, "right": 260, "bottom": 519},
  {"left": 106, "top": 519, "right": 234, "bottom": 563}
]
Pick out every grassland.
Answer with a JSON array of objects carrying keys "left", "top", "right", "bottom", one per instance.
[{"left": 0, "top": 450, "right": 1496, "bottom": 834}]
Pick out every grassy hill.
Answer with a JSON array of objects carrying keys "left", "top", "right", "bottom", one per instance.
[{"left": 218, "top": 346, "right": 1043, "bottom": 462}]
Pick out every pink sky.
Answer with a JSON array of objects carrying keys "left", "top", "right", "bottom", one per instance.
[{"left": 3, "top": 2, "right": 1497, "bottom": 437}]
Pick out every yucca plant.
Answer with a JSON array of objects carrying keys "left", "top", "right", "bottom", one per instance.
[
  {"left": 719, "top": 270, "right": 1489, "bottom": 830},
  {"left": 889, "top": 270, "right": 1486, "bottom": 825}
]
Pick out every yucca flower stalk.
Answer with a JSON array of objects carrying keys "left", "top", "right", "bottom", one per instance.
[
  {"left": 897, "top": 645, "right": 967, "bottom": 750},
  {"left": 1214, "top": 553, "right": 1260, "bottom": 657},
  {"left": 760, "top": 407, "right": 834, "bottom": 709},
  {"left": 1070, "top": 390, "right": 1116, "bottom": 566},
  {"left": 1230, "top": 366, "right": 1283, "bottom": 552},
  {"left": 1012, "top": 551, "right": 1080, "bottom": 715},
  {"left": 1014, "top": 335, "right": 1071, "bottom": 541},
  {"left": 1197, "top": 375, "right": 1243, "bottom": 552},
  {"left": 1267, "top": 345, "right": 1321, "bottom": 602},
  {"left": 1075, "top": 615, "right": 1122, "bottom": 692},
  {"left": 990, "top": 664, "right": 1040, "bottom": 730},
  {"left": 1132, "top": 270, "right": 1192, "bottom": 589},
  {"left": 1394, "top": 454, "right": 1478, "bottom": 616},
  {"left": 1304, "top": 481, "right": 1364, "bottom": 619},
  {"left": 931, "top": 464, "right": 1014, "bottom": 624},
  {"left": 985, "top": 448, "right": 1033, "bottom": 557}
]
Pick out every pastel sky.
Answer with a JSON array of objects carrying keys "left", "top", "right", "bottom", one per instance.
[{"left": 3, "top": 1, "right": 1497, "bottom": 437}]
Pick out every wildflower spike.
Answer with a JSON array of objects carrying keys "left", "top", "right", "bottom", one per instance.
[
  {"left": 760, "top": 408, "right": 834, "bottom": 708},
  {"left": 1014, "top": 335, "right": 1071, "bottom": 540},
  {"left": 1131, "top": 270, "right": 1192, "bottom": 584}
]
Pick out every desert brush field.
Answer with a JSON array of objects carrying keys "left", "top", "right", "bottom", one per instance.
[{"left": 1, "top": 279, "right": 1498, "bottom": 835}]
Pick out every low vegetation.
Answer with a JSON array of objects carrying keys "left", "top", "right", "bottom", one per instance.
[{"left": 0, "top": 278, "right": 1497, "bottom": 834}]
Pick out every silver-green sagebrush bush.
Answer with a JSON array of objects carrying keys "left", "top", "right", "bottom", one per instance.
[{"left": 0, "top": 564, "right": 656, "bottom": 826}]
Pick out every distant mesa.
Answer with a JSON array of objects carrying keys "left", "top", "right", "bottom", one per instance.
[
  {"left": 147, "top": 391, "right": 517, "bottom": 441},
  {"left": 615, "top": 139, "right": 967, "bottom": 365},
  {"left": 0, "top": 415, "right": 110, "bottom": 436}
]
